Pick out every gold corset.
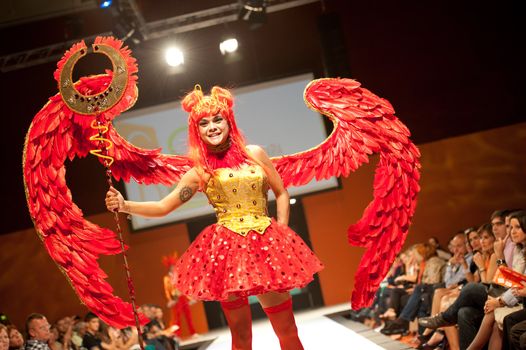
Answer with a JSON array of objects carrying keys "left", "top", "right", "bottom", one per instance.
[{"left": 205, "top": 164, "right": 271, "bottom": 236}]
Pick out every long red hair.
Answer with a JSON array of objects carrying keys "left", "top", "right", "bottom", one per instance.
[{"left": 182, "top": 86, "right": 251, "bottom": 174}]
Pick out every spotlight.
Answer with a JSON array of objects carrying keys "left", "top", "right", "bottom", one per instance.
[
  {"left": 289, "top": 198, "right": 297, "bottom": 205},
  {"left": 238, "top": 0, "right": 267, "bottom": 29},
  {"left": 98, "top": 0, "right": 113, "bottom": 9},
  {"left": 219, "top": 38, "right": 239, "bottom": 55},
  {"left": 165, "top": 48, "right": 184, "bottom": 67}
]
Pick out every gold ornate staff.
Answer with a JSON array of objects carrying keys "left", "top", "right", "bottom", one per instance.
[{"left": 60, "top": 39, "right": 146, "bottom": 349}]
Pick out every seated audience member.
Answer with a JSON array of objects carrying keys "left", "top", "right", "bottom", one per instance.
[
  {"left": 428, "top": 232, "right": 473, "bottom": 318},
  {"left": 491, "top": 209, "right": 515, "bottom": 267},
  {"left": 464, "top": 228, "right": 477, "bottom": 254},
  {"left": 379, "top": 247, "right": 421, "bottom": 320},
  {"left": 1, "top": 325, "right": 9, "bottom": 350},
  {"left": 104, "top": 326, "right": 128, "bottom": 350},
  {"left": 150, "top": 307, "right": 165, "bottom": 331},
  {"left": 349, "top": 252, "right": 407, "bottom": 325},
  {"left": 465, "top": 210, "right": 526, "bottom": 350},
  {"left": 420, "top": 210, "right": 526, "bottom": 350},
  {"left": 502, "top": 227, "right": 526, "bottom": 349},
  {"left": 421, "top": 227, "right": 488, "bottom": 350},
  {"left": 70, "top": 322, "right": 86, "bottom": 350},
  {"left": 472, "top": 224, "right": 497, "bottom": 285},
  {"left": 465, "top": 228, "right": 481, "bottom": 274},
  {"left": 49, "top": 326, "right": 62, "bottom": 350},
  {"left": 120, "top": 327, "right": 139, "bottom": 350},
  {"left": 55, "top": 318, "right": 73, "bottom": 350},
  {"left": 82, "top": 314, "right": 102, "bottom": 350},
  {"left": 431, "top": 224, "right": 498, "bottom": 350},
  {"left": 412, "top": 232, "right": 473, "bottom": 349},
  {"left": 7, "top": 326, "right": 24, "bottom": 350},
  {"left": 25, "top": 314, "right": 51, "bottom": 350},
  {"left": 139, "top": 306, "right": 156, "bottom": 322},
  {"left": 429, "top": 237, "right": 452, "bottom": 261},
  {"left": 381, "top": 243, "right": 446, "bottom": 335},
  {"left": 143, "top": 323, "right": 166, "bottom": 350},
  {"left": 121, "top": 328, "right": 140, "bottom": 350}
]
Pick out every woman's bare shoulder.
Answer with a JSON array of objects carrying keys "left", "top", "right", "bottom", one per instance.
[
  {"left": 183, "top": 167, "right": 211, "bottom": 184},
  {"left": 246, "top": 144, "right": 267, "bottom": 159}
]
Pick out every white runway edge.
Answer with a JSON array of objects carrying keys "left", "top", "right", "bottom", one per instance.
[{"left": 180, "top": 303, "right": 386, "bottom": 350}]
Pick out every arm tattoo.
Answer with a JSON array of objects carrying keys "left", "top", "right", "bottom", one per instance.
[{"left": 179, "top": 186, "right": 193, "bottom": 202}]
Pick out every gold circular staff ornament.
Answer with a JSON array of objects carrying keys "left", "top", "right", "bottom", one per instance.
[{"left": 59, "top": 42, "right": 129, "bottom": 115}]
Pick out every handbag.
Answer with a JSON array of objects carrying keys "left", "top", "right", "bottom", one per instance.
[{"left": 492, "top": 265, "right": 526, "bottom": 288}]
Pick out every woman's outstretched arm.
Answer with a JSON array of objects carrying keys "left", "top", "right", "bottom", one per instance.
[{"left": 105, "top": 168, "right": 201, "bottom": 217}]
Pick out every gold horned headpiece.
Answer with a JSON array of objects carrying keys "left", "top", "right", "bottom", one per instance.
[{"left": 182, "top": 84, "right": 233, "bottom": 122}]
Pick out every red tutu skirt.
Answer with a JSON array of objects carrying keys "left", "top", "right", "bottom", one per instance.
[{"left": 173, "top": 219, "right": 324, "bottom": 301}]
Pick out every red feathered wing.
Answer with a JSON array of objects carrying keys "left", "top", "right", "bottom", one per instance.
[
  {"left": 103, "top": 124, "right": 192, "bottom": 185},
  {"left": 272, "top": 78, "right": 421, "bottom": 309},
  {"left": 23, "top": 37, "right": 190, "bottom": 328}
]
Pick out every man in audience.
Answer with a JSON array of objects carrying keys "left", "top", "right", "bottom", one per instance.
[
  {"left": 491, "top": 209, "right": 514, "bottom": 266},
  {"left": 428, "top": 237, "right": 451, "bottom": 260},
  {"left": 25, "top": 314, "right": 51, "bottom": 350},
  {"left": 82, "top": 314, "right": 101, "bottom": 350}
]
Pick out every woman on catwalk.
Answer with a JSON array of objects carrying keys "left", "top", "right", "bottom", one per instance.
[{"left": 106, "top": 85, "right": 323, "bottom": 350}]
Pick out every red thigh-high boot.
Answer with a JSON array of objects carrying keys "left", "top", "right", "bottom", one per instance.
[
  {"left": 220, "top": 297, "right": 252, "bottom": 350},
  {"left": 263, "top": 298, "right": 304, "bottom": 350}
]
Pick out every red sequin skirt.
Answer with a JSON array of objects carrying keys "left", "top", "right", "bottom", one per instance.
[{"left": 173, "top": 219, "right": 324, "bottom": 301}]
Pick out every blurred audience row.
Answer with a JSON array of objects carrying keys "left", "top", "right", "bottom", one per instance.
[
  {"left": 3, "top": 208, "right": 525, "bottom": 350},
  {"left": 0, "top": 304, "right": 180, "bottom": 350},
  {"left": 350, "top": 208, "right": 526, "bottom": 350}
]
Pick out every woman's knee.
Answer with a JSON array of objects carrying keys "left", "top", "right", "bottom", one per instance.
[{"left": 257, "top": 291, "right": 291, "bottom": 308}]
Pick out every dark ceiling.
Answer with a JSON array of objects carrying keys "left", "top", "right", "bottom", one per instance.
[{"left": 1, "top": 0, "right": 524, "bottom": 235}]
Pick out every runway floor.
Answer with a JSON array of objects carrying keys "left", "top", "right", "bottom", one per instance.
[{"left": 179, "top": 304, "right": 412, "bottom": 350}]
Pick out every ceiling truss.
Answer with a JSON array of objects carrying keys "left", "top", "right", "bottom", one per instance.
[{"left": 0, "top": 0, "right": 320, "bottom": 73}]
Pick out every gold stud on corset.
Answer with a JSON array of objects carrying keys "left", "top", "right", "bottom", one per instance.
[
  {"left": 252, "top": 200, "right": 257, "bottom": 205},
  {"left": 240, "top": 218, "right": 244, "bottom": 222},
  {"left": 233, "top": 188, "right": 237, "bottom": 193},
  {"left": 229, "top": 173, "right": 234, "bottom": 177},
  {"left": 236, "top": 204, "right": 241, "bottom": 209},
  {"left": 251, "top": 184, "right": 256, "bottom": 190}
]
